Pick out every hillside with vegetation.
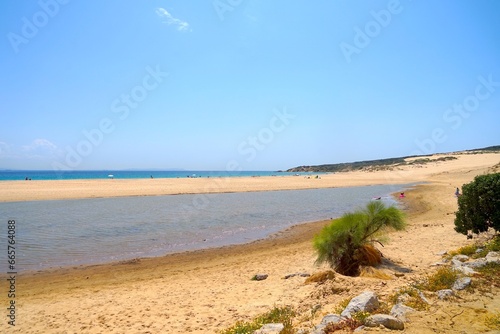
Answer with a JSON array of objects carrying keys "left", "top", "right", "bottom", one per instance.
[{"left": 285, "top": 145, "right": 500, "bottom": 173}]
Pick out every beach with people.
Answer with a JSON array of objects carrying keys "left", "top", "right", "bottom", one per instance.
[{"left": 0, "top": 151, "right": 498, "bottom": 333}]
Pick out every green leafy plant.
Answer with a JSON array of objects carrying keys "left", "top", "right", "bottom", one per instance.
[
  {"left": 333, "top": 297, "right": 352, "bottom": 314},
  {"left": 314, "top": 201, "right": 406, "bottom": 276},
  {"left": 455, "top": 173, "right": 500, "bottom": 235},
  {"left": 219, "top": 306, "right": 296, "bottom": 334}
]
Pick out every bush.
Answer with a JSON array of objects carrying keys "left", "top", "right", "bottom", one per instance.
[
  {"left": 314, "top": 201, "right": 405, "bottom": 276},
  {"left": 455, "top": 173, "right": 500, "bottom": 235}
]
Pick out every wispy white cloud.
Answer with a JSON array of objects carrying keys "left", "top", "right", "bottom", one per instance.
[
  {"left": 21, "top": 138, "right": 62, "bottom": 159},
  {"left": 156, "top": 8, "right": 190, "bottom": 32}
]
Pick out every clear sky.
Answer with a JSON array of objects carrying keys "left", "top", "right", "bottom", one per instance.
[{"left": 1, "top": 0, "right": 499, "bottom": 171}]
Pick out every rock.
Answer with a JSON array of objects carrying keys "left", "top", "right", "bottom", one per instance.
[
  {"left": 436, "top": 289, "right": 455, "bottom": 300},
  {"left": 452, "top": 277, "right": 472, "bottom": 291},
  {"left": 253, "top": 274, "right": 268, "bottom": 281},
  {"left": 486, "top": 251, "right": 500, "bottom": 264},
  {"left": 464, "top": 258, "right": 488, "bottom": 269},
  {"left": 455, "top": 265, "right": 478, "bottom": 276},
  {"left": 452, "top": 254, "right": 469, "bottom": 262},
  {"left": 341, "top": 291, "right": 379, "bottom": 318},
  {"left": 475, "top": 248, "right": 484, "bottom": 254},
  {"left": 451, "top": 259, "right": 464, "bottom": 268},
  {"left": 431, "top": 261, "right": 448, "bottom": 267},
  {"left": 311, "top": 314, "right": 342, "bottom": 334},
  {"left": 417, "top": 290, "right": 430, "bottom": 305},
  {"left": 396, "top": 293, "right": 411, "bottom": 305},
  {"left": 390, "top": 303, "right": 415, "bottom": 321},
  {"left": 253, "top": 323, "right": 284, "bottom": 334},
  {"left": 284, "top": 272, "right": 310, "bottom": 279},
  {"left": 365, "top": 314, "right": 404, "bottom": 330},
  {"left": 436, "top": 250, "right": 448, "bottom": 256},
  {"left": 394, "top": 272, "right": 405, "bottom": 277}
]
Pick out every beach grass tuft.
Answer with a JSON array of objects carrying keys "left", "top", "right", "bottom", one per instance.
[
  {"left": 219, "top": 306, "right": 296, "bottom": 334},
  {"left": 415, "top": 266, "right": 459, "bottom": 292}
]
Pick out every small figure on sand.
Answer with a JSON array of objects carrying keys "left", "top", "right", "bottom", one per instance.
[
  {"left": 399, "top": 192, "right": 405, "bottom": 198},
  {"left": 455, "top": 187, "right": 460, "bottom": 197}
]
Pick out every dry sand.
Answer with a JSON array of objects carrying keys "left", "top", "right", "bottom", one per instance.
[{"left": 1, "top": 152, "right": 499, "bottom": 333}]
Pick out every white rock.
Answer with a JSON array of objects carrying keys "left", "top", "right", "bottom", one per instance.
[
  {"left": 254, "top": 323, "right": 284, "bottom": 334},
  {"left": 341, "top": 291, "right": 379, "bottom": 318},
  {"left": 436, "top": 289, "right": 454, "bottom": 300},
  {"left": 452, "top": 277, "right": 472, "bottom": 291},
  {"left": 390, "top": 303, "right": 415, "bottom": 321},
  {"left": 452, "top": 255, "right": 469, "bottom": 262},
  {"left": 365, "top": 314, "right": 404, "bottom": 330}
]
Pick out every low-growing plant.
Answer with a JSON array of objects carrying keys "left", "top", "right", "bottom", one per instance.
[
  {"left": 219, "top": 306, "right": 296, "bottom": 334},
  {"left": 486, "top": 236, "right": 500, "bottom": 252},
  {"left": 476, "top": 262, "right": 500, "bottom": 288},
  {"left": 415, "top": 266, "right": 459, "bottom": 292},
  {"left": 333, "top": 297, "right": 352, "bottom": 314},
  {"left": 448, "top": 244, "right": 480, "bottom": 258},
  {"left": 388, "top": 286, "right": 429, "bottom": 311},
  {"left": 486, "top": 312, "right": 500, "bottom": 330},
  {"left": 351, "top": 311, "right": 371, "bottom": 323}
]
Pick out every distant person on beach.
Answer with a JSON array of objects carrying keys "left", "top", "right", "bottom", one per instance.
[
  {"left": 455, "top": 187, "right": 460, "bottom": 197},
  {"left": 399, "top": 192, "right": 405, "bottom": 198}
]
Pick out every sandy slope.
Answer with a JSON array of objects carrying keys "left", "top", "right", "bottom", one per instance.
[{"left": 0, "top": 152, "right": 499, "bottom": 333}]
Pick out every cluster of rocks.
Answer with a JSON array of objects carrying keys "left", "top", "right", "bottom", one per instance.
[
  {"left": 252, "top": 251, "right": 500, "bottom": 333},
  {"left": 431, "top": 250, "right": 500, "bottom": 300},
  {"left": 310, "top": 291, "right": 407, "bottom": 333},
  {"left": 253, "top": 291, "right": 411, "bottom": 334}
]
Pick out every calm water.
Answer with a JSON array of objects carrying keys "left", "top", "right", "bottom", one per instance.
[
  {"left": 0, "top": 170, "right": 316, "bottom": 181},
  {"left": 0, "top": 185, "right": 410, "bottom": 272}
]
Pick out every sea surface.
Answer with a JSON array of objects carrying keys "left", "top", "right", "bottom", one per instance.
[
  {"left": 0, "top": 170, "right": 314, "bottom": 181},
  {"left": 0, "top": 184, "right": 413, "bottom": 273}
]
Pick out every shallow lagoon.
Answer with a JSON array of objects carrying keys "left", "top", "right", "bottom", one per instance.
[{"left": 0, "top": 184, "right": 410, "bottom": 272}]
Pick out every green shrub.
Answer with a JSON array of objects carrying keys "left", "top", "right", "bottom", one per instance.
[
  {"left": 314, "top": 201, "right": 405, "bottom": 276},
  {"left": 455, "top": 173, "right": 500, "bottom": 235}
]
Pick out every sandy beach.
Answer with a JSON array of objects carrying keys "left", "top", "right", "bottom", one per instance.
[{"left": 1, "top": 152, "right": 499, "bottom": 333}]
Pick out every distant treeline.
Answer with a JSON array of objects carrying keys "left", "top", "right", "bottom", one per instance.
[{"left": 285, "top": 145, "right": 500, "bottom": 173}]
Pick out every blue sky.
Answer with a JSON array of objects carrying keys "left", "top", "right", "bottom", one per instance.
[{"left": 1, "top": 0, "right": 499, "bottom": 171}]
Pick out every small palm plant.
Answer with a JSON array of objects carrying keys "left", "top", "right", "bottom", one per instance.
[{"left": 314, "top": 201, "right": 406, "bottom": 276}]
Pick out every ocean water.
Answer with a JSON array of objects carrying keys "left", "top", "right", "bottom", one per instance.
[
  {"left": 0, "top": 170, "right": 314, "bottom": 181},
  {"left": 0, "top": 184, "right": 411, "bottom": 273}
]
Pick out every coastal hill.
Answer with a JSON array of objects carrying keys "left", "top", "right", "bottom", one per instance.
[{"left": 285, "top": 145, "right": 500, "bottom": 173}]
